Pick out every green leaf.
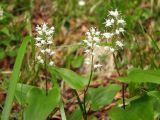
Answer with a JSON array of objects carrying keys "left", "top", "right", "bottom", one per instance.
[
  {"left": 0, "top": 27, "right": 10, "bottom": 36},
  {"left": 87, "top": 85, "right": 121, "bottom": 111},
  {"left": 1, "top": 36, "right": 30, "bottom": 120},
  {"left": 71, "top": 55, "right": 84, "bottom": 68},
  {"left": 15, "top": 83, "right": 36, "bottom": 105},
  {"left": 0, "top": 48, "right": 5, "bottom": 60},
  {"left": 24, "top": 87, "right": 60, "bottom": 120},
  {"left": 148, "top": 91, "right": 160, "bottom": 100},
  {"left": 50, "top": 67, "right": 88, "bottom": 90},
  {"left": 109, "top": 96, "right": 154, "bottom": 120},
  {"left": 147, "top": 91, "right": 160, "bottom": 119},
  {"left": 118, "top": 69, "right": 160, "bottom": 84},
  {"left": 67, "top": 107, "right": 82, "bottom": 120}
]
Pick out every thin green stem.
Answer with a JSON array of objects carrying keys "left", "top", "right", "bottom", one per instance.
[
  {"left": 83, "top": 54, "right": 94, "bottom": 120},
  {"left": 44, "top": 53, "right": 48, "bottom": 96},
  {"left": 73, "top": 90, "right": 85, "bottom": 119},
  {"left": 113, "top": 53, "right": 125, "bottom": 109}
]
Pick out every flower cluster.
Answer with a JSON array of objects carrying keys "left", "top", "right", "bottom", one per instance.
[
  {"left": 82, "top": 9, "right": 126, "bottom": 71},
  {"left": 35, "top": 23, "right": 55, "bottom": 66},
  {"left": 102, "top": 9, "right": 126, "bottom": 52},
  {"left": 83, "top": 27, "right": 103, "bottom": 70}
]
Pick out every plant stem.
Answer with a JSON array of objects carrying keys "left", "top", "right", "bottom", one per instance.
[
  {"left": 113, "top": 53, "right": 125, "bottom": 109},
  {"left": 73, "top": 90, "right": 85, "bottom": 119},
  {"left": 44, "top": 53, "right": 48, "bottom": 96},
  {"left": 83, "top": 54, "right": 94, "bottom": 120}
]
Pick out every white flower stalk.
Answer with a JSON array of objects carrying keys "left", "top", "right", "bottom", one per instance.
[
  {"left": 103, "top": 9, "right": 126, "bottom": 52},
  {"left": 35, "top": 23, "right": 55, "bottom": 66},
  {"left": 82, "top": 27, "right": 103, "bottom": 70}
]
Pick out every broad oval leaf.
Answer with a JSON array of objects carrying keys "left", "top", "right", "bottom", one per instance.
[
  {"left": 109, "top": 96, "right": 154, "bottom": 120},
  {"left": 86, "top": 84, "right": 121, "bottom": 111},
  {"left": 67, "top": 107, "right": 82, "bottom": 120},
  {"left": 118, "top": 69, "right": 160, "bottom": 84},
  {"left": 15, "top": 83, "right": 36, "bottom": 104},
  {"left": 49, "top": 67, "right": 88, "bottom": 90},
  {"left": 24, "top": 87, "right": 60, "bottom": 120}
]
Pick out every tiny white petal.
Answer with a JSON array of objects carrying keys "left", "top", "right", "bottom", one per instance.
[
  {"left": 109, "top": 9, "right": 119, "bottom": 18},
  {"left": 115, "top": 29, "right": 120, "bottom": 34},
  {"left": 47, "top": 40, "right": 53, "bottom": 44},
  {"left": 41, "top": 40, "right": 46, "bottom": 44},
  {"left": 118, "top": 19, "right": 126, "bottom": 25},
  {"left": 35, "top": 37, "right": 42, "bottom": 41},
  {"left": 119, "top": 28, "right": 125, "bottom": 32},
  {"left": 39, "top": 59, "right": 44, "bottom": 64},
  {"left": 35, "top": 43, "right": 41, "bottom": 47},
  {"left": 45, "top": 48, "right": 51, "bottom": 53},
  {"left": 116, "top": 41, "right": 124, "bottom": 48},
  {"left": 37, "top": 55, "right": 41, "bottom": 60},
  {"left": 94, "top": 64, "right": 103, "bottom": 69},
  {"left": 93, "top": 37, "right": 100, "bottom": 42},
  {"left": 49, "top": 61, "right": 54, "bottom": 66},
  {"left": 50, "top": 51, "right": 55, "bottom": 55},
  {"left": 41, "top": 49, "right": 45, "bottom": 54},
  {"left": 103, "top": 32, "right": 113, "bottom": 39},
  {"left": 37, "top": 31, "right": 43, "bottom": 35},
  {"left": 84, "top": 49, "right": 91, "bottom": 54},
  {"left": 78, "top": 0, "right": 85, "bottom": 6}
]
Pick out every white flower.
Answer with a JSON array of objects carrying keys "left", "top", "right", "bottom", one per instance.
[
  {"left": 41, "top": 40, "right": 46, "bottom": 44},
  {"left": 45, "top": 48, "right": 51, "bottom": 53},
  {"left": 37, "top": 55, "right": 41, "bottom": 60},
  {"left": 39, "top": 59, "right": 44, "bottom": 64},
  {"left": 95, "top": 31, "right": 100, "bottom": 35},
  {"left": 47, "top": 40, "right": 53, "bottom": 44},
  {"left": 93, "top": 37, "right": 100, "bottom": 42},
  {"left": 35, "top": 43, "right": 41, "bottom": 47},
  {"left": 49, "top": 61, "right": 54, "bottom": 66},
  {"left": 115, "top": 29, "right": 120, "bottom": 34},
  {"left": 40, "top": 49, "right": 45, "bottom": 54},
  {"left": 78, "top": 0, "right": 85, "bottom": 6},
  {"left": 110, "top": 18, "right": 114, "bottom": 23},
  {"left": 50, "top": 51, "right": 55, "bottom": 55},
  {"left": 115, "top": 28, "right": 125, "bottom": 34},
  {"left": 46, "top": 30, "right": 54, "bottom": 36},
  {"left": 110, "top": 47, "right": 115, "bottom": 52},
  {"left": 103, "top": 32, "right": 113, "bottom": 39},
  {"left": 35, "top": 37, "right": 42, "bottom": 41},
  {"left": 94, "top": 63, "right": 103, "bottom": 69},
  {"left": 84, "top": 49, "right": 91, "bottom": 54},
  {"left": 85, "top": 58, "right": 91, "bottom": 65},
  {"left": 116, "top": 41, "right": 124, "bottom": 48},
  {"left": 37, "top": 30, "right": 43, "bottom": 35},
  {"left": 42, "top": 23, "right": 47, "bottom": 32},
  {"left": 118, "top": 19, "right": 126, "bottom": 25},
  {"left": 93, "top": 43, "right": 100, "bottom": 48},
  {"left": 104, "top": 46, "right": 115, "bottom": 53},
  {"left": 83, "top": 40, "right": 92, "bottom": 47},
  {"left": 119, "top": 28, "right": 125, "bottom": 33},
  {"left": 109, "top": 9, "right": 119, "bottom": 18},
  {"left": 104, "top": 19, "right": 115, "bottom": 27}
]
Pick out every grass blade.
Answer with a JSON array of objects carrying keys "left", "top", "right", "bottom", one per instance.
[{"left": 1, "top": 36, "right": 30, "bottom": 120}]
